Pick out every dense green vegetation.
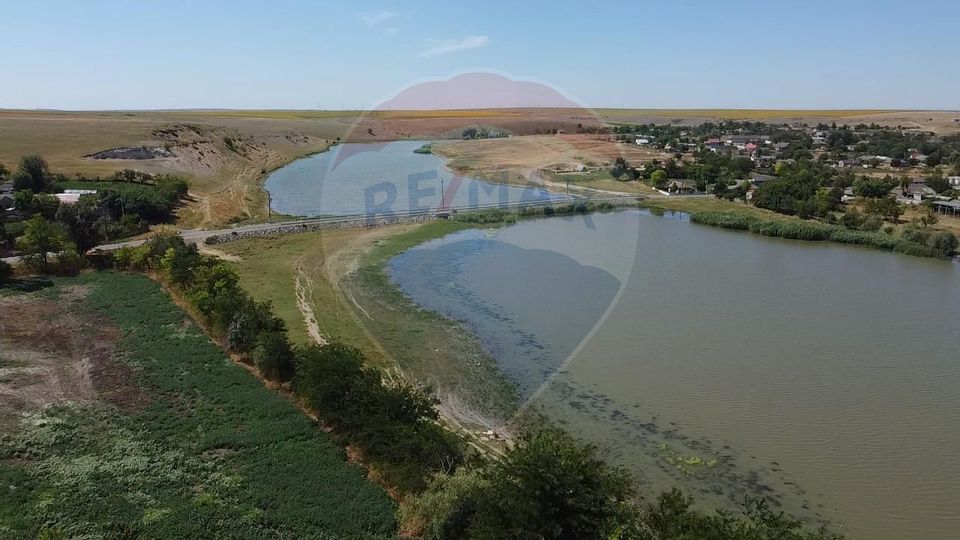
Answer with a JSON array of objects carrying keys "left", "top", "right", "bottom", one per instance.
[
  {"left": 115, "top": 233, "right": 462, "bottom": 494},
  {"left": 690, "top": 211, "right": 955, "bottom": 257},
  {"left": 0, "top": 273, "right": 396, "bottom": 538},
  {"left": 1, "top": 155, "right": 189, "bottom": 260},
  {"left": 451, "top": 200, "right": 624, "bottom": 224},
  {"left": 400, "top": 429, "right": 841, "bottom": 540},
  {"left": 414, "top": 143, "right": 434, "bottom": 154}
]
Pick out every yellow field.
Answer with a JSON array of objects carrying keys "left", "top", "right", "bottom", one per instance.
[{"left": 596, "top": 108, "right": 900, "bottom": 119}]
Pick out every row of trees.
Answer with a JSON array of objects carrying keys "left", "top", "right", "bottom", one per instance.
[{"left": 114, "top": 234, "right": 461, "bottom": 493}]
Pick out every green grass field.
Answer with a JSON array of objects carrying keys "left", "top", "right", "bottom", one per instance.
[
  {"left": 220, "top": 222, "right": 520, "bottom": 427},
  {"left": 0, "top": 272, "right": 396, "bottom": 539}
]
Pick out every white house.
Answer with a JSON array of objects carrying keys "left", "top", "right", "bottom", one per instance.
[{"left": 948, "top": 176, "right": 960, "bottom": 187}]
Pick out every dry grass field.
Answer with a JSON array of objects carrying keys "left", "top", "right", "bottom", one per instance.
[
  {"left": 0, "top": 110, "right": 347, "bottom": 227},
  {"left": 1, "top": 108, "right": 956, "bottom": 228}
]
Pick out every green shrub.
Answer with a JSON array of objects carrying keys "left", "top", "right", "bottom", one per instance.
[
  {"left": 296, "top": 343, "right": 463, "bottom": 493},
  {"left": 0, "top": 260, "right": 11, "bottom": 284},
  {"left": 252, "top": 331, "right": 296, "bottom": 382},
  {"left": 927, "top": 231, "right": 959, "bottom": 257},
  {"left": 689, "top": 211, "right": 757, "bottom": 230},
  {"left": 900, "top": 224, "right": 930, "bottom": 244},
  {"left": 748, "top": 219, "right": 834, "bottom": 241},
  {"left": 893, "top": 241, "right": 940, "bottom": 258},
  {"left": 828, "top": 229, "right": 899, "bottom": 250}
]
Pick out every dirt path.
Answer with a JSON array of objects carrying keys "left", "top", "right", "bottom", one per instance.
[{"left": 295, "top": 259, "right": 327, "bottom": 346}]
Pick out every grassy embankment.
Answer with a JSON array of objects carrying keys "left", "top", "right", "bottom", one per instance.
[
  {"left": 219, "top": 221, "right": 519, "bottom": 429},
  {"left": 0, "top": 273, "right": 396, "bottom": 538},
  {"left": 219, "top": 201, "right": 633, "bottom": 430}
]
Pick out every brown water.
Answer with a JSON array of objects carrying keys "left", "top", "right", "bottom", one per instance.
[{"left": 389, "top": 209, "right": 960, "bottom": 539}]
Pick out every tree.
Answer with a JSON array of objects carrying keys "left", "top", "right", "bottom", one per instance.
[
  {"left": 610, "top": 157, "right": 629, "bottom": 180},
  {"left": 14, "top": 155, "right": 52, "bottom": 192},
  {"left": 650, "top": 169, "right": 668, "bottom": 189},
  {"left": 928, "top": 231, "right": 958, "bottom": 256},
  {"left": 252, "top": 331, "right": 296, "bottom": 381},
  {"left": 852, "top": 176, "right": 897, "bottom": 198},
  {"left": 0, "top": 259, "right": 11, "bottom": 285},
  {"left": 469, "top": 429, "right": 637, "bottom": 539},
  {"left": 864, "top": 196, "right": 903, "bottom": 223},
  {"left": 16, "top": 215, "right": 66, "bottom": 269},
  {"left": 55, "top": 195, "right": 100, "bottom": 253},
  {"left": 925, "top": 170, "right": 949, "bottom": 194}
]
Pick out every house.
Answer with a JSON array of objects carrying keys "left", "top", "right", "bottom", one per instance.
[
  {"left": 837, "top": 157, "right": 861, "bottom": 168},
  {"left": 722, "top": 134, "right": 771, "bottom": 146},
  {"left": 664, "top": 179, "right": 696, "bottom": 195},
  {"left": 900, "top": 182, "right": 936, "bottom": 205},
  {"left": 948, "top": 176, "right": 960, "bottom": 187},
  {"left": 750, "top": 173, "right": 776, "bottom": 186},
  {"left": 635, "top": 137, "right": 650, "bottom": 145},
  {"left": 704, "top": 138, "right": 722, "bottom": 152},
  {"left": 773, "top": 142, "right": 791, "bottom": 156}
]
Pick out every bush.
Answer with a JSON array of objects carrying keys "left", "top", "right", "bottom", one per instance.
[
  {"left": 252, "top": 331, "right": 296, "bottom": 382},
  {"left": 0, "top": 260, "right": 11, "bottom": 284},
  {"left": 928, "top": 231, "right": 959, "bottom": 257},
  {"left": 399, "top": 468, "right": 490, "bottom": 540},
  {"left": 689, "top": 211, "right": 757, "bottom": 230},
  {"left": 860, "top": 214, "right": 883, "bottom": 232},
  {"left": 828, "top": 229, "right": 899, "bottom": 250},
  {"left": 51, "top": 248, "right": 84, "bottom": 276},
  {"left": 748, "top": 219, "right": 835, "bottom": 241},
  {"left": 296, "top": 343, "right": 463, "bottom": 493},
  {"left": 893, "top": 241, "right": 940, "bottom": 258}
]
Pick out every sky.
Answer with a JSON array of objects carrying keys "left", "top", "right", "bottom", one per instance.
[{"left": 2, "top": 0, "right": 959, "bottom": 111}]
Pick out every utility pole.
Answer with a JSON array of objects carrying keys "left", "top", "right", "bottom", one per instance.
[
  {"left": 267, "top": 191, "right": 272, "bottom": 222},
  {"left": 440, "top": 177, "right": 445, "bottom": 211}
]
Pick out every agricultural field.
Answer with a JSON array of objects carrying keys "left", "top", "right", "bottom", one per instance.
[{"left": 0, "top": 272, "right": 396, "bottom": 538}]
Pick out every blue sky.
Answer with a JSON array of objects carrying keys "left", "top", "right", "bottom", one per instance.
[{"left": 2, "top": 0, "right": 958, "bottom": 110}]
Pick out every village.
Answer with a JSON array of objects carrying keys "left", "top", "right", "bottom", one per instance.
[{"left": 603, "top": 121, "right": 960, "bottom": 220}]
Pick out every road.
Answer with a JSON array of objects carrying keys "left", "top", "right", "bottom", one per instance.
[{"left": 2, "top": 195, "right": 644, "bottom": 265}]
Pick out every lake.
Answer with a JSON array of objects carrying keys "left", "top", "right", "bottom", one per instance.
[
  {"left": 264, "top": 140, "right": 562, "bottom": 217},
  {"left": 388, "top": 209, "right": 960, "bottom": 539}
]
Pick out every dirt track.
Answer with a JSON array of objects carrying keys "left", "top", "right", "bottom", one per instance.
[{"left": 0, "top": 285, "right": 147, "bottom": 419}]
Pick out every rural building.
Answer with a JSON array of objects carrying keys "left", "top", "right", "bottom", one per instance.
[
  {"left": 750, "top": 173, "right": 776, "bottom": 186},
  {"left": 948, "top": 176, "right": 960, "bottom": 187},
  {"left": 722, "top": 134, "right": 771, "bottom": 145},
  {"left": 931, "top": 200, "right": 960, "bottom": 216},
  {"left": 664, "top": 180, "right": 696, "bottom": 195}
]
